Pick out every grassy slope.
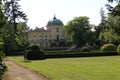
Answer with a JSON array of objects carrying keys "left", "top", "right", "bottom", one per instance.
[{"left": 9, "top": 56, "right": 120, "bottom": 80}]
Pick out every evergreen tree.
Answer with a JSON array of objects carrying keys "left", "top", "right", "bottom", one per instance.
[
  {"left": 3, "top": 0, "right": 27, "bottom": 34},
  {"left": 99, "top": 1, "right": 120, "bottom": 45}
]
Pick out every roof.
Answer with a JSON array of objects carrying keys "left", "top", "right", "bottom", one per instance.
[{"left": 46, "top": 15, "right": 63, "bottom": 26}]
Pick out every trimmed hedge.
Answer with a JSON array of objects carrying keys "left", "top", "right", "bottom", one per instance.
[
  {"left": 101, "top": 44, "right": 117, "bottom": 52},
  {"left": 25, "top": 50, "right": 45, "bottom": 60},
  {"left": 45, "top": 51, "right": 118, "bottom": 58},
  {"left": 24, "top": 45, "right": 45, "bottom": 60},
  {"left": 117, "top": 45, "right": 120, "bottom": 54},
  {"left": 5, "top": 51, "right": 24, "bottom": 56}
]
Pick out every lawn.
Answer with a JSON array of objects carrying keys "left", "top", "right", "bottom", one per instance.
[{"left": 8, "top": 56, "right": 120, "bottom": 80}]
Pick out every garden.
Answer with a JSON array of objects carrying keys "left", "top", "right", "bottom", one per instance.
[
  {"left": 8, "top": 55, "right": 120, "bottom": 80},
  {"left": 0, "top": 0, "right": 120, "bottom": 80}
]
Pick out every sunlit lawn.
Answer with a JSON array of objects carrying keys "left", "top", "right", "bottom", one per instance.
[{"left": 8, "top": 56, "right": 120, "bottom": 80}]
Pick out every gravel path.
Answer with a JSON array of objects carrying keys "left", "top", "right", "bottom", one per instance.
[{"left": 3, "top": 60, "right": 49, "bottom": 80}]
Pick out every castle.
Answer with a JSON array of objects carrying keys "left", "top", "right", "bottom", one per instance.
[{"left": 27, "top": 15, "right": 67, "bottom": 48}]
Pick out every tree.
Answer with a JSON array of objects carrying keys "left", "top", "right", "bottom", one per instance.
[
  {"left": 64, "top": 16, "right": 92, "bottom": 47},
  {"left": 3, "top": 0, "right": 27, "bottom": 34},
  {"left": 0, "top": 1, "right": 7, "bottom": 57},
  {"left": 95, "top": 8, "right": 106, "bottom": 38},
  {"left": 2, "top": 0, "right": 28, "bottom": 53},
  {"left": 15, "top": 22, "right": 28, "bottom": 48},
  {"left": 99, "top": 15, "right": 120, "bottom": 45},
  {"left": 106, "top": 2, "right": 120, "bottom": 16}
]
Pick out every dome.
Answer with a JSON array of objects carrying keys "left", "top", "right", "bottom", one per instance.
[{"left": 47, "top": 15, "right": 63, "bottom": 26}]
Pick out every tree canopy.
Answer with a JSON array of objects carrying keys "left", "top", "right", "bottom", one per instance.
[
  {"left": 64, "top": 16, "right": 94, "bottom": 47},
  {"left": 3, "top": 0, "right": 27, "bottom": 34},
  {"left": 97, "top": 0, "right": 120, "bottom": 45}
]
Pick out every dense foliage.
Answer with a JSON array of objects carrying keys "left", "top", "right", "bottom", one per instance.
[
  {"left": 101, "top": 44, "right": 117, "bottom": 51},
  {"left": 1, "top": 0, "right": 28, "bottom": 56},
  {"left": 0, "top": 0, "right": 7, "bottom": 79},
  {"left": 25, "top": 45, "right": 45, "bottom": 60},
  {"left": 64, "top": 16, "right": 95, "bottom": 47},
  {"left": 94, "top": 0, "right": 120, "bottom": 46},
  {"left": 3, "top": 0, "right": 27, "bottom": 33}
]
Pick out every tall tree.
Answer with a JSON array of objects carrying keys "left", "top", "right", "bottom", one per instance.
[
  {"left": 95, "top": 8, "right": 106, "bottom": 38},
  {"left": 99, "top": 1, "right": 120, "bottom": 45},
  {"left": 3, "top": 0, "right": 27, "bottom": 34},
  {"left": 64, "top": 16, "right": 92, "bottom": 47}
]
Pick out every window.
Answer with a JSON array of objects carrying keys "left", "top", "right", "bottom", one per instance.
[
  {"left": 49, "top": 35, "right": 52, "bottom": 40},
  {"left": 40, "top": 36, "right": 43, "bottom": 41},
  {"left": 56, "top": 35, "right": 59, "bottom": 41},
  {"left": 56, "top": 28, "right": 59, "bottom": 32},
  {"left": 45, "top": 36, "right": 48, "bottom": 40},
  {"left": 33, "top": 36, "right": 37, "bottom": 42},
  {"left": 50, "top": 29, "right": 52, "bottom": 32}
]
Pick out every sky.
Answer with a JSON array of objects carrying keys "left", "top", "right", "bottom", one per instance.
[{"left": 19, "top": 0, "right": 114, "bottom": 29}]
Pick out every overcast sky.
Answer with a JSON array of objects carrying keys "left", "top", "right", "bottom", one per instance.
[{"left": 19, "top": 0, "right": 115, "bottom": 29}]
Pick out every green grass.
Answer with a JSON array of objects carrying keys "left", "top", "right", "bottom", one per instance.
[{"left": 8, "top": 56, "right": 120, "bottom": 80}]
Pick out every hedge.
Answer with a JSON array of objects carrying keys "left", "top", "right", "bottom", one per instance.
[
  {"left": 5, "top": 51, "right": 24, "bottom": 56},
  {"left": 45, "top": 51, "right": 118, "bottom": 58}
]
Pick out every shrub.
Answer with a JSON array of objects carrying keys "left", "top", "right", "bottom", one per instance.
[
  {"left": 25, "top": 45, "right": 45, "bottom": 60},
  {"left": 117, "top": 44, "right": 120, "bottom": 54},
  {"left": 25, "top": 50, "right": 45, "bottom": 60},
  {"left": 81, "top": 47, "right": 90, "bottom": 52},
  {"left": 101, "top": 44, "right": 117, "bottom": 52}
]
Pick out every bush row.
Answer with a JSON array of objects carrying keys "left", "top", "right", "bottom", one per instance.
[
  {"left": 45, "top": 51, "right": 118, "bottom": 58},
  {"left": 5, "top": 51, "right": 24, "bottom": 56}
]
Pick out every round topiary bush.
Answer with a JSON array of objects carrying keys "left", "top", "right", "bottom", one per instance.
[
  {"left": 25, "top": 50, "right": 45, "bottom": 60},
  {"left": 117, "top": 44, "right": 120, "bottom": 54},
  {"left": 24, "top": 45, "right": 45, "bottom": 60},
  {"left": 101, "top": 44, "right": 117, "bottom": 52},
  {"left": 81, "top": 47, "right": 90, "bottom": 52}
]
